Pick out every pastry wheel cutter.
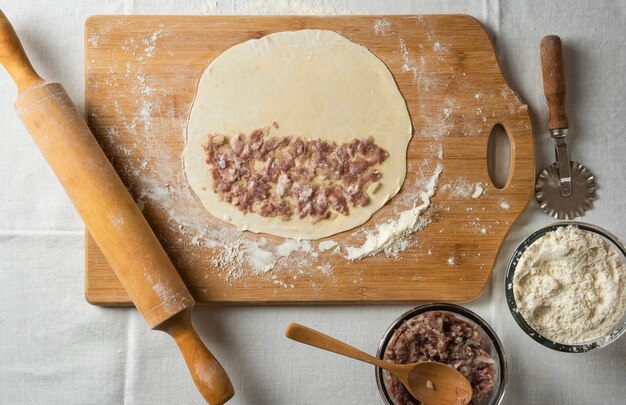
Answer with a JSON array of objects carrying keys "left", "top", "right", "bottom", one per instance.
[{"left": 535, "top": 35, "right": 596, "bottom": 219}]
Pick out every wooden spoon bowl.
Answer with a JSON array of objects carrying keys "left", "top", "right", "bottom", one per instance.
[{"left": 286, "top": 323, "right": 472, "bottom": 405}]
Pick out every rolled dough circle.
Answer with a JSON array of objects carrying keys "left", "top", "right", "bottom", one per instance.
[{"left": 185, "top": 30, "right": 412, "bottom": 240}]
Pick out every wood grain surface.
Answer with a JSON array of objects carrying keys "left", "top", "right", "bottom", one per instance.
[{"left": 84, "top": 15, "right": 534, "bottom": 305}]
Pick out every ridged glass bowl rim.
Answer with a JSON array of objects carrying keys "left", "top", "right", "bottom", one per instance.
[
  {"left": 374, "top": 303, "right": 508, "bottom": 405},
  {"left": 505, "top": 221, "right": 626, "bottom": 353}
]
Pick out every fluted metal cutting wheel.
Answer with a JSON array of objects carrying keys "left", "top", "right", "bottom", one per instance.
[{"left": 535, "top": 161, "right": 597, "bottom": 219}]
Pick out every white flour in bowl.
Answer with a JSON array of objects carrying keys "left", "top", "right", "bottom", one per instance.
[{"left": 513, "top": 225, "right": 626, "bottom": 344}]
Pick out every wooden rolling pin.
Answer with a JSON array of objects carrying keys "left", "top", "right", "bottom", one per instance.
[{"left": 0, "top": 10, "right": 234, "bottom": 404}]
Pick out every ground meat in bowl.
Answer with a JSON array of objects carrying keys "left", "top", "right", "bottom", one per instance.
[{"left": 383, "top": 311, "right": 496, "bottom": 405}]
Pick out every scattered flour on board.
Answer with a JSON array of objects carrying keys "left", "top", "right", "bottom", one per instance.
[
  {"left": 433, "top": 41, "right": 448, "bottom": 52},
  {"left": 471, "top": 183, "right": 484, "bottom": 198},
  {"left": 441, "top": 179, "right": 485, "bottom": 199},
  {"left": 462, "top": 216, "right": 492, "bottom": 236},
  {"left": 374, "top": 19, "right": 391, "bottom": 35},
  {"left": 318, "top": 240, "right": 338, "bottom": 252},
  {"left": 317, "top": 263, "right": 334, "bottom": 275},
  {"left": 210, "top": 243, "right": 244, "bottom": 268},
  {"left": 243, "top": 240, "right": 277, "bottom": 274},
  {"left": 345, "top": 163, "right": 443, "bottom": 260},
  {"left": 144, "top": 31, "right": 160, "bottom": 57},
  {"left": 399, "top": 38, "right": 419, "bottom": 83},
  {"left": 499, "top": 199, "right": 511, "bottom": 210},
  {"left": 276, "top": 239, "right": 315, "bottom": 258},
  {"left": 95, "top": 9, "right": 467, "bottom": 283},
  {"left": 89, "top": 35, "right": 99, "bottom": 48}
]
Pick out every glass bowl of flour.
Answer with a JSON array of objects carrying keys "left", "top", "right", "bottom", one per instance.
[{"left": 506, "top": 222, "right": 626, "bottom": 352}]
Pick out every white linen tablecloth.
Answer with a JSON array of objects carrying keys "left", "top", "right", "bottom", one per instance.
[{"left": 1, "top": 1, "right": 625, "bottom": 404}]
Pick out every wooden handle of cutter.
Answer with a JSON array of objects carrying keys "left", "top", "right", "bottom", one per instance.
[
  {"left": 161, "top": 310, "right": 235, "bottom": 405},
  {"left": 0, "top": 10, "right": 44, "bottom": 91},
  {"left": 0, "top": 9, "right": 233, "bottom": 404},
  {"left": 540, "top": 35, "right": 569, "bottom": 130}
]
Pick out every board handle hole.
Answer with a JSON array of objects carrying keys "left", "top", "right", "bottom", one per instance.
[{"left": 487, "top": 124, "right": 511, "bottom": 189}]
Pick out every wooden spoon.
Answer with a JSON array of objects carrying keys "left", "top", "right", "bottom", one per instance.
[{"left": 285, "top": 323, "right": 472, "bottom": 405}]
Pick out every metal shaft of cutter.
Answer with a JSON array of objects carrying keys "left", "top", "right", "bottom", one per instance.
[{"left": 551, "top": 128, "right": 572, "bottom": 196}]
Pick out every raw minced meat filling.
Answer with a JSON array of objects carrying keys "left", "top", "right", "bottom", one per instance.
[
  {"left": 383, "top": 311, "right": 496, "bottom": 405},
  {"left": 203, "top": 128, "right": 388, "bottom": 220}
]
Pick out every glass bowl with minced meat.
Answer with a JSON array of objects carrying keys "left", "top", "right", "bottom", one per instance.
[
  {"left": 506, "top": 222, "right": 626, "bottom": 353},
  {"left": 375, "top": 304, "right": 507, "bottom": 405}
]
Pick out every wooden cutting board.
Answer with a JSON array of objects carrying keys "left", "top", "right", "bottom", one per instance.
[{"left": 84, "top": 15, "right": 534, "bottom": 305}]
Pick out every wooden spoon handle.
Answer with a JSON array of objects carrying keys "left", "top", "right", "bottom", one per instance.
[
  {"left": 0, "top": 9, "right": 44, "bottom": 92},
  {"left": 540, "top": 35, "right": 569, "bottom": 130},
  {"left": 161, "top": 310, "right": 235, "bottom": 405},
  {"left": 286, "top": 323, "right": 390, "bottom": 370}
]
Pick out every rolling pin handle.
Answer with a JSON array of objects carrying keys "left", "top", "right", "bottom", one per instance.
[
  {"left": 159, "top": 310, "right": 235, "bottom": 405},
  {"left": 0, "top": 9, "right": 44, "bottom": 92}
]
